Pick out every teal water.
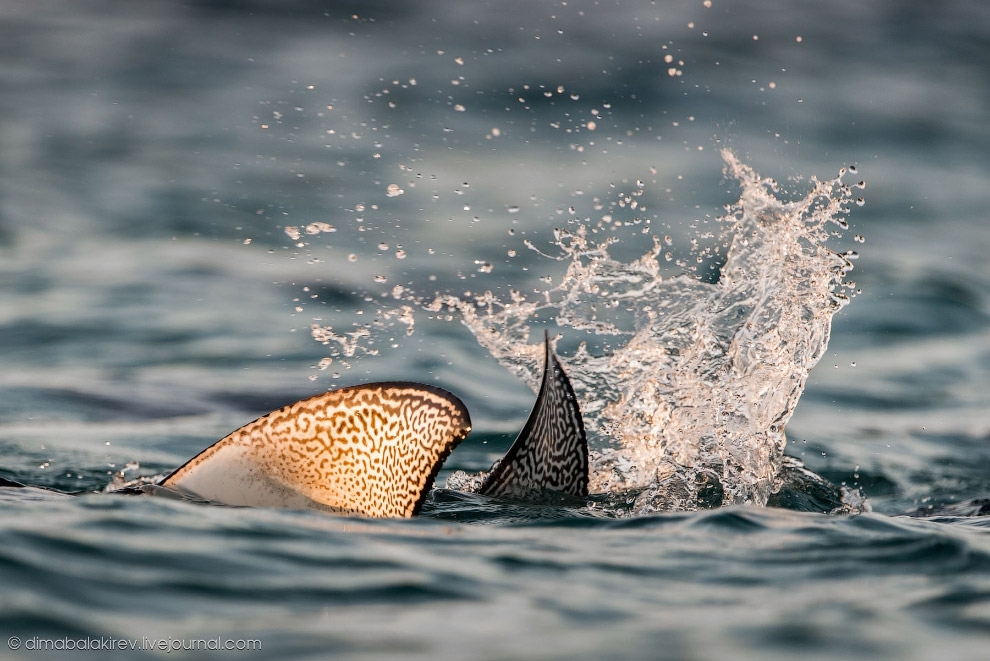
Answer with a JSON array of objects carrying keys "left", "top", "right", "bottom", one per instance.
[{"left": 1, "top": 1, "right": 988, "bottom": 659}]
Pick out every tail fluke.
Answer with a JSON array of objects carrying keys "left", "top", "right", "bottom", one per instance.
[
  {"left": 479, "top": 332, "right": 588, "bottom": 499},
  {"left": 161, "top": 383, "right": 471, "bottom": 518}
]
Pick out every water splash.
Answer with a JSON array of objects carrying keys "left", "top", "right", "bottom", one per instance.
[
  {"left": 424, "top": 150, "right": 860, "bottom": 511},
  {"left": 303, "top": 150, "right": 860, "bottom": 513}
]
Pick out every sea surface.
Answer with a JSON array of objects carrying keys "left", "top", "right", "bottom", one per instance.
[{"left": 1, "top": 1, "right": 988, "bottom": 659}]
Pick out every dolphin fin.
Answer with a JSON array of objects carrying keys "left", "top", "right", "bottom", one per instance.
[
  {"left": 160, "top": 383, "right": 471, "bottom": 518},
  {"left": 479, "top": 332, "right": 589, "bottom": 499}
]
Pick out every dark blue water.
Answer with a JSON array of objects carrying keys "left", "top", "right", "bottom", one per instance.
[{"left": 1, "top": 1, "right": 988, "bottom": 659}]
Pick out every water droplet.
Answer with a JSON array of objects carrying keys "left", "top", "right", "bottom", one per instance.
[{"left": 305, "top": 222, "right": 335, "bottom": 235}]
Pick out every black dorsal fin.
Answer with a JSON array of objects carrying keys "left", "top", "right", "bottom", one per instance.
[{"left": 479, "top": 331, "right": 588, "bottom": 499}]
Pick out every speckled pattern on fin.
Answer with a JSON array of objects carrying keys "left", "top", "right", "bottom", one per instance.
[
  {"left": 479, "top": 332, "right": 589, "bottom": 499},
  {"left": 160, "top": 383, "right": 471, "bottom": 518}
]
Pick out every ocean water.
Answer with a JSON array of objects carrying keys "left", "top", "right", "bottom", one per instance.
[{"left": 1, "top": 1, "right": 988, "bottom": 659}]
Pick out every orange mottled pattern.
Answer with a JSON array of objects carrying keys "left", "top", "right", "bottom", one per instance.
[{"left": 186, "top": 383, "right": 470, "bottom": 518}]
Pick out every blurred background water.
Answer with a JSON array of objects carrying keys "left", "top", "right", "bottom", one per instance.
[{"left": 0, "top": 1, "right": 988, "bottom": 659}]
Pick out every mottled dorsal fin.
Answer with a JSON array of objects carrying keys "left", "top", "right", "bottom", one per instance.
[
  {"left": 479, "top": 332, "right": 588, "bottom": 499},
  {"left": 160, "top": 383, "right": 471, "bottom": 518}
]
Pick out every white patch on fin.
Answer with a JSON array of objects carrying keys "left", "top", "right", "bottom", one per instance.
[
  {"left": 160, "top": 383, "right": 471, "bottom": 518},
  {"left": 479, "top": 332, "right": 589, "bottom": 499}
]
